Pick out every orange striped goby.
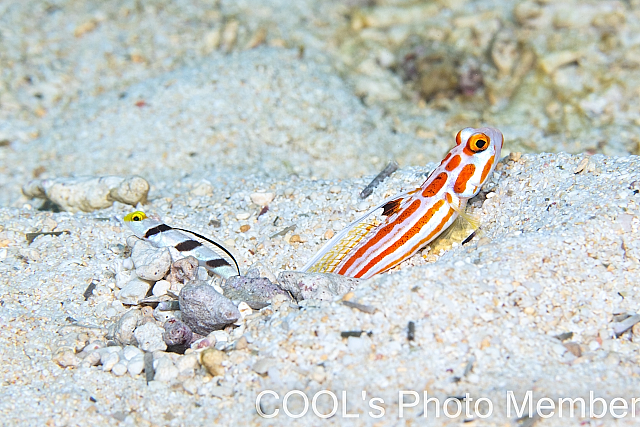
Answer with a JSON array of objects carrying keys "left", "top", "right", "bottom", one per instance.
[{"left": 302, "top": 127, "right": 503, "bottom": 279}]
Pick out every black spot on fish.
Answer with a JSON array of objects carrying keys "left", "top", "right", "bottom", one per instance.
[
  {"left": 205, "top": 259, "right": 230, "bottom": 269},
  {"left": 145, "top": 224, "right": 171, "bottom": 238},
  {"left": 175, "top": 240, "right": 202, "bottom": 252}
]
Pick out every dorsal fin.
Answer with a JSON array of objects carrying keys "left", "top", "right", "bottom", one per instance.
[
  {"left": 301, "top": 190, "right": 412, "bottom": 273},
  {"left": 381, "top": 197, "right": 404, "bottom": 216},
  {"left": 306, "top": 219, "right": 380, "bottom": 273}
]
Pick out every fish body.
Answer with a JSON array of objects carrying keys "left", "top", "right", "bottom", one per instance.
[
  {"left": 123, "top": 211, "right": 238, "bottom": 279},
  {"left": 303, "top": 127, "right": 503, "bottom": 279}
]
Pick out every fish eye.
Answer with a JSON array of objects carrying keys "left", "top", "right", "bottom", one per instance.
[
  {"left": 468, "top": 133, "right": 490, "bottom": 152},
  {"left": 125, "top": 211, "right": 147, "bottom": 222}
]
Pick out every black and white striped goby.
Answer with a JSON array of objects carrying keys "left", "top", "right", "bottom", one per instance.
[{"left": 123, "top": 211, "right": 239, "bottom": 279}]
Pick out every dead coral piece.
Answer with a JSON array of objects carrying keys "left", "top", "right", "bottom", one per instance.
[
  {"left": 22, "top": 175, "right": 149, "bottom": 212},
  {"left": 130, "top": 239, "right": 172, "bottom": 281},
  {"left": 277, "top": 271, "right": 361, "bottom": 301},
  {"left": 223, "top": 275, "right": 291, "bottom": 309}
]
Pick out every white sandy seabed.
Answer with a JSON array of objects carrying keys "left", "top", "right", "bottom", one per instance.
[{"left": 2, "top": 48, "right": 640, "bottom": 426}]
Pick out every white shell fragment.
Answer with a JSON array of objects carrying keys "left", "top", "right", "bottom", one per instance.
[
  {"left": 234, "top": 302, "right": 253, "bottom": 326},
  {"left": 611, "top": 314, "right": 640, "bottom": 336},
  {"left": 22, "top": 175, "right": 149, "bottom": 212},
  {"left": 277, "top": 271, "right": 362, "bottom": 301},
  {"left": 130, "top": 239, "right": 172, "bottom": 281}
]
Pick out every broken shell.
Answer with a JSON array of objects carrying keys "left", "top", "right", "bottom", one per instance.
[
  {"left": 163, "top": 318, "right": 193, "bottom": 353},
  {"left": 234, "top": 302, "right": 253, "bottom": 326}
]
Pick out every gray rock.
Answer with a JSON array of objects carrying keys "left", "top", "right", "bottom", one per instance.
[
  {"left": 223, "top": 275, "right": 291, "bottom": 309},
  {"left": 131, "top": 239, "right": 172, "bottom": 281},
  {"left": 112, "top": 309, "right": 142, "bottom": 346},
  {"left": 133, "top": 323, "right": 167, "bottom": 352},
  {"left": 179, "top": 281, "right": 240, "bottom": 335},
  {"left": 277, "top": 271, "right": 361, "bottom": 301}
]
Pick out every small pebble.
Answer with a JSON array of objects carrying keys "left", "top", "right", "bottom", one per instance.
[
  {"left": 324, "top": 229, "right": 334, "bottom": 239},
  {"left": 111, "top": 362, "right": 128, "bottom": 376},
  {"left": 122, "top": 345, "right": 143, "bottom": 361},
  {"left": 152, "top": 280, "right": 171, "bottom": 297},
  {"left": 329, "top": 185, "right": 342, "bottom": 194},
  {"left": 356, "top": 201, "right": 369, "bottom": 211},
  {"left": 176, "top": 353, "right": 200, "bottom": 374},
  {"left": 183, "top": 377, "right": 200, "bottom": 395},
  {"left": 250, "top": 192, "right": 275, "bottom": 206},
  {"left": 166, "top": 256, "right": 199, "bottom": 285},
  {"left": 53, "top": 350, "right": 79, "bottom": 368},
  {"left": 289, "top": 234, "right": 302, "bottom": 243},
  {"left": 563, "top": 342, "right": 582, "bottom": 358},
  {"left": 141, "top": 306, "right": 154, "bottom": 318},
  {"left": 134, "top": 323, "right": 167, "bottom": 352},
  {"left": 118, "top": 278, "right": 152, "bottom": 305},
  {"left": 122, "top": 258, "right": 134, "bottom": 270},
  {"left": 239, "top": 224, "right": 251, "bottom": 233},
  {"left": 235, "top": 302, "right": 252, "bottom": 325},
  {"left": 128, "top": 354, "right": 145, "bottom": 376},
  {"left": 253, "top": 357, "right": 277, "bottom": 375},
  {"left": 236, "top": 212, "right": 251, "bottom": 220},
  {"left": 235, "top": 336, "right": 248, "bottom": 351},
  {"left": 102, "top": 352, "right": 120, "bottom": 372},
  {"left": 153, "top": 357, "right": 179, "bottom": 382},
  {"left": 200, "top": 348, "right": 225, "bottom": 376},
  {"left": 112, "top": 309, "right": 142, "bottom": 346}
]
